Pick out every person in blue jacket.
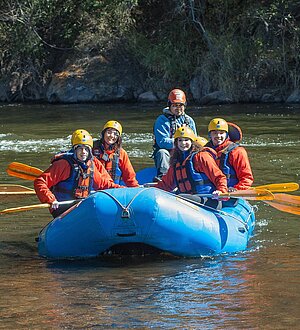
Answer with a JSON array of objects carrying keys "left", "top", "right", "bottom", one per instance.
[{"left": 152, "top": 88, "right": 197, "bottom": 181}]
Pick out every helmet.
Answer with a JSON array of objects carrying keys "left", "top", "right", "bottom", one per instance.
[
  {"left": 174, "top": 126, "right": 196, "bottom": 141},
  {"left": 168, "top": 89, "right": 186, "bottom": 105},
  {"left": 71, "top": 129, "right": 93, "bottom": 147},
  {"left": 208, "top": 118, "right": 228, "bottom": 132},
  {"left": 102, "top": 120, "right": 122, "bottom": 135},
  {"left": 194, "top": 136, "right": 208, "bottom": 147}
]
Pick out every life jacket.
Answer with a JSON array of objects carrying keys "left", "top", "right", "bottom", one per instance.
[
  {"left": 51, "top": 153, "right": 94, "bottom": 201},
  {"left": 218, "top": 142, "right": 239, "bottom": 187},
  {"left": 153, "top": 108, "right": 193, "bottom": 151},
  {"left": 93, "top": 140, "right": 122, "bottom": 184},
  {"left": 174, "top": 148, "right": 217, "bottom": 194}
]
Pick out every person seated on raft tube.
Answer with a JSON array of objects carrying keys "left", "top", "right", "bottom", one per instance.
[
  {"left": 92, "top": 120, "right": 139, "bottom": 187},
  {"left": 206, "top": 118, "right": 254, "bottom": 192},
  {"left": 152, "top": 88, "right": 197, "bottom": 181},
  {"left": 154, "top": 126, "right": 228, "bottom": 207},
  {"left": 34, "top": 129, "right": 124, "bottom": 218}
]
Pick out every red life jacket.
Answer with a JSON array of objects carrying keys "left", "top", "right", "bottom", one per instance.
[
  {"left": 174, "top": 148, "right": 217, "bottom": 194},
  {"left": 51, "top": 153, "right": 94, "bottom": 201},
  {"left": 93, "top": 140, "right": 122, "bottom": 183}
]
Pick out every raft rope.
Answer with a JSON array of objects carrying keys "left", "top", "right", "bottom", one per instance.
[
  {"left": 164, "top": 190, "right": 254, "bottom": 230},
  {"left": 96, "top": 188, "right": 254, "bottom": 229},
  {"left": 96, "top": 188, "right": 147, "bottom": 218}
]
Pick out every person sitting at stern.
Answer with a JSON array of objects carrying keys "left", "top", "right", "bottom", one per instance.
[{"left": 152, "top": 89, "right": 197, "bottom": 181}]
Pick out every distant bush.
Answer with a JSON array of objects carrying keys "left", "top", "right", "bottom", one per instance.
[{"left": 0, "top": 0, "right": 299, "bottom": 100}]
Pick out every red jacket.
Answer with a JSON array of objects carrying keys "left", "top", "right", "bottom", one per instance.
[
  {"left": 214, "top": 139, "right": 254, "bottom": 190},
  {"left": 34, "top": 157, "right": 123, "bottom": 204},
  {"left": 156, "top": 150, "right": 228, "bottom": 193},
  {"left": 94, "top": 146, "right": 139, "bottom": 187}
]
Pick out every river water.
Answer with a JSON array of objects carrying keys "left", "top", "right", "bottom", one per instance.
[{"left": 0, "top": 103, "right": 299, "bottom": 329}]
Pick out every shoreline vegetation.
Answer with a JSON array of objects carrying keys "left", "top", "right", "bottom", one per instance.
[{"left": 0, "top": 1, "right": 300, "bottom": 105}]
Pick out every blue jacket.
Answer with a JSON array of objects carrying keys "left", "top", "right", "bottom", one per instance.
[{"left": 153, "top": 108, "right": 197, "bottom": 150}]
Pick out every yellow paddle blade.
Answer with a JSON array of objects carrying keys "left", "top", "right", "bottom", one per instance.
[
  {"left": 6, "top": 169, "right": 38, "bottom": 181},
  {"left": 0, "top": 203, "right": 50, "bottom": 214},
  {"left": 254, "top": 182, "right": 299, "bottom": 193},
  {"left": 274, "top": 193, "right": 300, "bottom": 205},
  {"left": 262, "top": 193, "right": 300, "bottom": 216},
  {"left": 0, "top": 184, "right": 36, "bottom": 195},
  {"left": 221, "top": 189, "right": 274, "bottom": 201},
  {"left": 265, "top": 201, "right": 300, "bottom": 216},
  {"left": 6, "top": 162, "right": 43, "bottom": 181}
]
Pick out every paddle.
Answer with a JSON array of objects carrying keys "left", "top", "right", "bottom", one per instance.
[
  {"left": 264, "top": 193, "right": 300, "bottom": 216},
  {"left": 6, "top": 162, "right": 43, "bottom": 181},
  {"left": 0, "top": 200, "right": 77, "bottom": 215},
  {"left": 251, "top": 182, "right": 299, "bottom": 193},
  {"left": 0, "top": 184, "right": 36, "bottom": 195}
]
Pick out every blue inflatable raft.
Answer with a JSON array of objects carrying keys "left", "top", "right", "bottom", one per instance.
[{"left": 37, "top": 187, "right": 256, "bottom": 259}]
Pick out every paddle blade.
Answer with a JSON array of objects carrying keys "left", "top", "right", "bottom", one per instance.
[
  {"left": 6, "top": 162, "right": 43, "bottom": 181},
  {"left": 265, "top": 201, "right": 300, "bottom": 216},
  {"left": 274, "top": 193, "right": 300, "bottom": 205},
  {"left": 263, "top": 193, "right": 300, "bottom": 216},
  {"left": 254, "top": 182, "right": 299, "bottom": 193}
]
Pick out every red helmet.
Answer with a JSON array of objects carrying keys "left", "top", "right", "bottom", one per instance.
[{"left": 168, "top": 89, "right": 187, "bottom": 105}]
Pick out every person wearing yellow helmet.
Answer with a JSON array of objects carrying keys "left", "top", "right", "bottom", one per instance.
[
  {"left": 207, "top": 118, "right": 254, "bottom": 191},
  {"left": 155, "top": 127, "right": 227, "bottom": 203},
  {"left": 92, "top": 120, "right": 139, "bottom": 187},
  {"left": 152, "top": 88, "right": 197, "bottom": 181},
  {"left": 34, "top": 129, "right": 124, "bottom": 217}
]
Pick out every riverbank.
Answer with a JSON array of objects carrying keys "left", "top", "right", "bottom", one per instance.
[{"left": 1, "top": 55, "right": 300, "bottom": 105}]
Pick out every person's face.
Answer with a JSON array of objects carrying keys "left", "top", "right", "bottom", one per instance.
[
  {"left": 104, "top": 128, "right": 119, "bottom": 145},
  {"left": 170, "top": 103, "right": 185, "bottom": 116},
  {"left": 177, "top": 137, "right": 192, "bottom": 151},
  {"left": 75, "top": 146, "right": 90, "bottom": 162},
  {"left": 210, "top": 130, "right": 227, "bottom": 146}
]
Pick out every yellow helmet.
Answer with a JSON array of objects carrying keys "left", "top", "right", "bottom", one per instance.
[
  {"left": 208, "top": 118, "right": 228, "bottom": 132},
  {"left": 71, "top": 129, "right": 93, "bottom": 147},
  {"left": 174, "top": 126, "right": 196, "bottom": 141},
  {"left": 102, "top": 120, "right": 122, "bottom": 135},
  {"left": 194, "top": 136, "right": 208, "bottom": 147}
]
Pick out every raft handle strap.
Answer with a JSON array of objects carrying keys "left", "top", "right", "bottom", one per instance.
[{"left": 96, "top": 188, "right": 148, "bottom": 219}]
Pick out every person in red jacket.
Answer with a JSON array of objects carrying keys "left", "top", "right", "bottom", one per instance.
[
  {"left": 34, "top": 129, "right": 123, "bottom": 218},
  {"left": 155, "top": 127, "right": 227, "bottom": 201},
  {"left": 206, "top": 118, "right": 254, "bottom": 191},
  {"left": 92, "top": 120, "right": 139, "bottom": 187}
]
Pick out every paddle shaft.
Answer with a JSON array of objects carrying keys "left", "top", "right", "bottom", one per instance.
[
  {"left": 0, "top": 200, "right": 77, "bottom": 214},
  {"left": 0, "top": 191, "right": 36, "bottom": 195},
  {"left": 192, "top": 188, "right": 274, "bottom": 201}
]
